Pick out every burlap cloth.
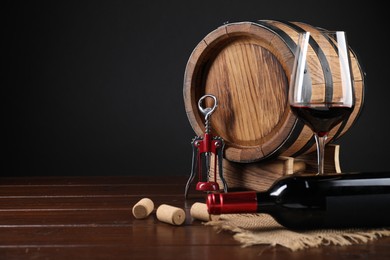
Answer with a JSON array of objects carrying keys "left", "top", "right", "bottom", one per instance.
[{"left": 204, "top": 213, "right": 390, "bottom": 251}]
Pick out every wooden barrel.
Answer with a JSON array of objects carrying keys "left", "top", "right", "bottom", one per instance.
[{"left": 183, "top": 20, "right": 365, "bottom": 163}]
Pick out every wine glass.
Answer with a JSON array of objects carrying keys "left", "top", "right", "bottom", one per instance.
[{"left": 289, "top": 31, "right": 355, "bottom": 174}]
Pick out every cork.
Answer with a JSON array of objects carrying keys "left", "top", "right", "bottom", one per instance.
[
  {"left": 132, "top": 198, "right": 154, "bottom": 219},
  {"left": 156, "top": 204, "right": 186, "bottom": 225},
  {"left": 190, "top": 202, "right": 219, "bottom": 222}
]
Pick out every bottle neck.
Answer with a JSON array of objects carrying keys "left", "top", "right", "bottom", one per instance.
[{"left": 256, "top": 192, "right": 276, "bottom": 213}]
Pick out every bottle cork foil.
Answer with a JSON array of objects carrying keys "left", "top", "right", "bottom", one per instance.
[
  {"left": 156, "top": 204, "right": 186, "bottom": 225},
  {"left": 132, "top": 198, "right": 154, "bottom": 219}
]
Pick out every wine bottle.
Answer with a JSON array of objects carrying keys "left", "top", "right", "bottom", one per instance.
[{"left": 207, "top": 172, "right": 390, "bottom": 230}]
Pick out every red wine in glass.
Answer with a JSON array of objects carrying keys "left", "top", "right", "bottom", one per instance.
[{"left": 290, "top": 105, "right": 353, "bottom": 137}]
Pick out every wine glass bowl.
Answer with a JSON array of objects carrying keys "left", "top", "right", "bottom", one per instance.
[{"left": 289, "top": 31, "right": 355, "bottom": 174}]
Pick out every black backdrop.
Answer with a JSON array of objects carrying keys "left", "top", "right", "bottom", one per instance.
[{"left": 4, "top": 1, "right": 389, "bottom": 177}]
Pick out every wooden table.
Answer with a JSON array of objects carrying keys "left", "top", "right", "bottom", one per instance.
[{"left": 1, "top": 175, "right": 389, "bottom": 259}]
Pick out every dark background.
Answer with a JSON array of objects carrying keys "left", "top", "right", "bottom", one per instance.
[{"left": 4, "top": 1, "right": 389, "bottom": 177}]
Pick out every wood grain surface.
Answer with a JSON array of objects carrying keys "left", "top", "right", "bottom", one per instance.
[{"left": 1, "top": 175, "right": 389, "bottom": 259}]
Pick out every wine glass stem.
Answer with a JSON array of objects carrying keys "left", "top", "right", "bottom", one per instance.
[{"left": 314, "top": 134, "right": 328, "bottom": 175}]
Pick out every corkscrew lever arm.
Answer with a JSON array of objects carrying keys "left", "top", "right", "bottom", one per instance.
[
  {"left": 184, "top": 137, "right": 200, "bottom": 199},
  {"left": 217, "top": 138, "right": 228, "bottom": 193}
]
